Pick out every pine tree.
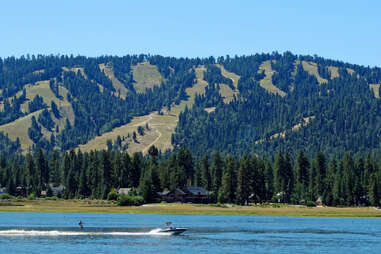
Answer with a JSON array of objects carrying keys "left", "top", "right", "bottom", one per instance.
[
  {"left": 88, "top": 151, "right": 101, "bottom": 198},
  {"left": 119, "top": 152, "right": 131, "bottom": 188},
  {"left": 35, "top": 148, "right": 48, "bottom": 188},
  {"left": 264, "top": 160, "right": 274, "bottom": 201},
  {"left": 65, "top": 167, "right": 77, "bottom": 199},
  {"left": 251, "top": 156, "right": 266, "bottom": 203},
  {"left": 219, "top": 155, "right": 237, "bottom": 203},
  {"left": 332, "top": 161, "right": 344, "bottom": 206},
  {"left": 130, "top": 152, "right": 143, "bottom": 188},
  {"left": 323, "top": 158, "right": 337, "bottom": 206},
  {"left": 274, "top": 151, "right": 284, "bottom": 196},
  {"left": 5, "top": 168, "right": 16, "bottom": 195},
  {"left": 274, "top": 151, "right": 293, "bottom": 202},
  {"left": 177, "top": 146, "right": 194, "bottom": 185},
  {"left": 312, "top": 152, "right": 326, "bottom": 199},
  {"left": 113, "top": 153, "right": 123, "bottom": 188},
  {"left": 193, "top": 162, "right": 202, "bottom": 187},
  {"left": 101, "top": 150, "right": 113, "bottom": 197},
  {"left": 236, "top": 156, "right": 250, "bottom": 205},
  {"left": 78, "top": 154, "right": 90, "bottom": 197},
  {"left": 369, "top": 174, "right": 379, "bottom": 206},
  {"left": 295, "top": 150, "right": 309, "bottom": 188},
  {"left": 25, "top": 153, "right": 39, "bottom": 195},
  {"left": 211, "top": 151, "right": 223, "bottom": 201},
  {"left": 342, "top": 153, "right": 355, "bottom": 205},
  {"left": 283, "top": 153, "right": 294, "bottom": 202},
  {"left": 49, "top": 151, "right": 61, "bottom": 186},
  {"left": 140, "top": 168, "right": 154, "bottom": 203},
  {"left": 61, "top": 152, "right": 71, "bottom": 184},
  {"left": 200, "top": 154, "right": 212, "bottom": 190}
]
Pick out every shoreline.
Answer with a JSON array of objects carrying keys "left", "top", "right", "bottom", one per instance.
[{"left": 1, "top": 199, "right": 381, "bottom": 218}]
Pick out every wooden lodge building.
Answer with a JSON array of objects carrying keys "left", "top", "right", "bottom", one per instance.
[{"left": 157, "top": 186, "right": 209, "bottom": 203}]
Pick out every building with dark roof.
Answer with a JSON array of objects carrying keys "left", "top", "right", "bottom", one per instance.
[{"left": 158, "top": 186, "right": 209, "bottom": 203}]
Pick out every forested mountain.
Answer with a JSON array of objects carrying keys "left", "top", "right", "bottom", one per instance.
[{"left": 0, "top": 52, "right": 380, "bottom": 157}]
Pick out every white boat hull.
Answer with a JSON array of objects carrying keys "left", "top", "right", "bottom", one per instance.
[{"left": 158, "top": 227, "right": 188, "bottom": 235}]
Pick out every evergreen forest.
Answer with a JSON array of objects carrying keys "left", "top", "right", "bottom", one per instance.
[{"left": 0, "top": 147, "right": 380, "bottom": 206}]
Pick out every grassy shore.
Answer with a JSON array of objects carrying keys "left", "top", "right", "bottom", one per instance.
[{"left": 1, "top": 199, "right": 381, "bottom": 217}]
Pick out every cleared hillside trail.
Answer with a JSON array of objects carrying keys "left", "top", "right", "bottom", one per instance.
[
  {"left": 131, "top": 113, "right": 153, "bottom": 127},
  {"left": 142, "top": 129, "right": 162, "bottom": 154}
]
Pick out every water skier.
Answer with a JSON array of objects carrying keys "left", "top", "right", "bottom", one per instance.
[{"left": 78, "top": 221, "right": 84, "bottom": 229}]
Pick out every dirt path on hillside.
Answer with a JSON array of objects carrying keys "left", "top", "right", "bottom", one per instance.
[
  {"left": 132, "top": 113, "right": 154, "bottom": 127},
  {"left": 142, "top": 129, "right": 162, "bottom": 154}
]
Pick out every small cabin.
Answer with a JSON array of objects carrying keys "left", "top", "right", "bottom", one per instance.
[
  {"left": 48, "top": 184, "right": 65, "bottom": 196},
  {"left": 118, "top": 188, "right": 132, "bottom": 195},
  {"left": 15, "top": 186, "right": 26, "bottom": 196}
]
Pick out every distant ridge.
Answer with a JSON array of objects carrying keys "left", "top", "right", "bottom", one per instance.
[{"left": 0, "top": 52, "right": 379, "bottom": 156}]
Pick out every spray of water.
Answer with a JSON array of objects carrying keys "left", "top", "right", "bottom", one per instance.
[{"left": 0, "top": 228, "right": 173, "bottom": 236}]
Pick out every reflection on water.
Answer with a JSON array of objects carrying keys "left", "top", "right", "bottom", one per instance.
[{"left": 0, "top": 212, "right": 380, "bottom": 254}]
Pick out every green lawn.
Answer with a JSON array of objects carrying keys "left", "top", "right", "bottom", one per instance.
[{"left": 1, "top": 199, "right": 381, "bottom": 217}]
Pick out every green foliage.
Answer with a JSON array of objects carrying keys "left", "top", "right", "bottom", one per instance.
[
  {"left": 27, "top": 193, "right": 36, "bottom": 200},
  {"left": 107, "top": 191, "right": 118, "bottom": 201},
  {"left": 0, "top": 147, "right": 380, "bottom": 207},
  {"left": 28, "top": 116, "right": 43, "bottom": 143},
  {"left": 44, "top": 196, "right": 61, "bottom": 201},
  {"left": 137, "top": 126, "right": 144, "bottom": 136},
  {"left": 0, "top": 133, "right": 21, "bottom": 157},
  {"left": 117, "top": 194, "right": 144, "bottom": 206},
  {"left": 38, "top": 109, "right": 55, "bottom": 130},
  {"left": 0, "top": 193, "right": 14, "bottom": 200},
  {"left": 306, "top": 201, "right": 317, "bottom": 207},
  {"left": 28, "top": 95, "right": 47, "bottom": 113}
]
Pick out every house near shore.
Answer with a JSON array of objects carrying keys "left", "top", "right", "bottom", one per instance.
[
  {"left": 117, "top": 188, "right": 132, "bottom": 195},
  {"left": 158, "top": 186, "right": 209, "bottom": 203},
  {"left": 15, "top": 186, "right": 26, "bottom": 196},
  {"left": 48, "top": 184, "right": 65, "bottom": 196}
]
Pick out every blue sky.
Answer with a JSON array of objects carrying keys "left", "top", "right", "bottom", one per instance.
[{"left": 1, "top": 0, "right": 380, "bottom": 67}]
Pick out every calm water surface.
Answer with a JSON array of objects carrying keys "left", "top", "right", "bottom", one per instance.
[{"left": 0, "top": 212, "right": 380, "bottom": 253}]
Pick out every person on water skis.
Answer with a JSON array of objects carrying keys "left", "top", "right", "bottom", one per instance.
[{"left": 78, "top": 221, "right": 84, "bottom": 229}]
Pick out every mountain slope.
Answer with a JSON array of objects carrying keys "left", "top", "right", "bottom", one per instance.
[{"left": 0, "top": 52, "right": 380, "bottom": 156}]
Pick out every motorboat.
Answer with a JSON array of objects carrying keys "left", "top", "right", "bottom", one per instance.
[{"left": 158, "top": 222, "right": 188, "bottom": 235}]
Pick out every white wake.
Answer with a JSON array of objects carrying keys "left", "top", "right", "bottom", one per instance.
[{"left": 0, "top": 228, "right": 172, "bottom": 236}]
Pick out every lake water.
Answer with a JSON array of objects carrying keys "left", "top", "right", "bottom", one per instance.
[{"left": 0, "top": 212, "right": 380, "bottom": 254}]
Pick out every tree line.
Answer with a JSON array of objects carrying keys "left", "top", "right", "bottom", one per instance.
[{"left": 0, "top": 147, "right": 380, "bottom": 206}]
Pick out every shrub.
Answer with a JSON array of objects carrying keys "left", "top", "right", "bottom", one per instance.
[
  {"left": 306, "top": 201, "right": 317, "bottom": 207},
  {"left": 44, "top": 196, "right": 60, "bottom": 201},
  {"left": 27, "top": 193, "right": 36, "bottom": 200},
  {"left": 0, "top": 193, "right": 14, "bottom": 200},
  {"left": 46, "top": 187, "right": 53, "bottom": 197},
  {"left": 131, "top": 196, "right": 144, "bottom": 206},
  {"left": 211, "top": 202, "right": 228, "bottom": 208},
  {"left": 107, "top": 191, "right": 118, "bottom": 201},
  {"left": 117, "top": 195, "right": 144, "bottom": 206}
]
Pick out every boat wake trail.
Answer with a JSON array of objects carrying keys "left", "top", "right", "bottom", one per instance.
[{"left": 0, "top": 228, "right": 172, "bottom": 236}]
